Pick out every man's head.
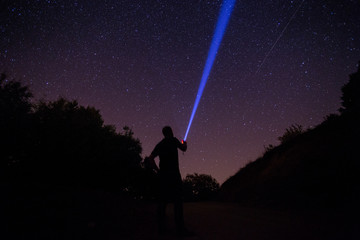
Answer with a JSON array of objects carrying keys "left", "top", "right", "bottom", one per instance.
[{"left": 162, "top": 126, "right": 174, "bottom": 138}]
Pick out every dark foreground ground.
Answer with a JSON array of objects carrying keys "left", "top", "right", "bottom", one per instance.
[{"left": 2, "top": 186, "right": 359, "bottom": 240}]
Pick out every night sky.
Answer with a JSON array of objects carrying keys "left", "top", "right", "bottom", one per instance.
[{"left": 1, "top": 0, "right": 359, "bottom": 183}]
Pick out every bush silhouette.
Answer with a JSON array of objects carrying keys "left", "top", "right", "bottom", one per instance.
[
  {"left": 278, "top": 124, "right": 304, "bottom": 144},
  {"left": 183, "top": 173, "right": 220, "bottom": 201}
]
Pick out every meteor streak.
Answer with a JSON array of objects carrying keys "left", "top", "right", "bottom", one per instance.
[
  {"left": 184, "top": 0, "right": 236, "bottom": 141},
  {"left": 255, "top": 0, "right": 305, "bottom": 74}
]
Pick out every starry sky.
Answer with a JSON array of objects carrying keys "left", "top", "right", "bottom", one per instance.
[{"left": 1, "top": 0, "right": 359, "bottom": 183}]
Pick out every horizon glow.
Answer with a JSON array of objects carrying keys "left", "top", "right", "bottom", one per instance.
[{"left": 184, "top": 0, "right": 236, "bottom": 141}]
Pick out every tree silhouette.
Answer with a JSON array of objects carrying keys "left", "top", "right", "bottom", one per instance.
[
  {"left": 340, "top": 62, "right": 360, "bottom": 114},
  {"left": 1, "top": 75, "right": 144, "bottom": 192},
  {"left": 29, "top": 97, "right": 143, "bottom": 188},
  {"left": 183, "top": 173, "right": 220, "bottom": 201},
  {"left": 0, "top": 73, "right": 32, "bottom": 116},
  {"left": 0, "top": 73, "right": 33, "bottom": 175}
]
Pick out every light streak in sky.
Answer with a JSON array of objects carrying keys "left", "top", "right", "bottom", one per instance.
[
  {"left": 184, "top": 0, "right": 236, "bottom": 141},
  {"left": 255, "top": 0, "right": 305, "bottom": 74}
]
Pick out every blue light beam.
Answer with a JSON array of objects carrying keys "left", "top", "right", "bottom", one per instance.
[{"left": 184, "top": 0, "right": 236, "bottom": 141}]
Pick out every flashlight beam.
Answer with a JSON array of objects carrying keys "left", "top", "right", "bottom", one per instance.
[{"left": 184, "top": 0, "right": 236, "bottom": 141}]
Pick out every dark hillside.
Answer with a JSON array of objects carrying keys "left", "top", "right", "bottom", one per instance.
[
  {"left": 219, "top": 65, "right": 360, "bottom": 209},
  {"left": 220, "top": 113, "right": 359, "bottom": 207}
]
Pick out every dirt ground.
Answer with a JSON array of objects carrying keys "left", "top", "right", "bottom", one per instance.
[
  {"left": 140, "top": 202, "right": 359, "bottom": 240},
  {"left": 3, "top": 187, "right": 359, "bottom": 240}
]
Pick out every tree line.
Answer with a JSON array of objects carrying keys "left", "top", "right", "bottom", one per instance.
[{"left": 0, "top": 73, "right": 219, "bottom": 200}]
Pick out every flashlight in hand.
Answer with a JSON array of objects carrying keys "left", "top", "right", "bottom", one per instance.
[{"left": 181, "top": 140, "right": 187, "bottom": 155}]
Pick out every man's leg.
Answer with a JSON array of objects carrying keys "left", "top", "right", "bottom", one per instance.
[
  {"left": 174, "top": 199, "right": 185, "bottom": 232},
  {"left": 157, "top": 201, "right": 167, "bottom": 234}
]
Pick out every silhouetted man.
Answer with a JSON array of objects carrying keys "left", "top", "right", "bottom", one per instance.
[{"left": 148, "top": 126, "right": 188, "bottom": 235}]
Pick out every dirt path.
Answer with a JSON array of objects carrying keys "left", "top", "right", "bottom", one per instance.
[
  {"left": 4, "top": 188, "right": 359, "bottom": 239},
  {"left": 183, "top": 202, "right": 349, "bottom": 240},
  {"left": 138, "top": 202, "right": 358, "bottom": 240}
]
